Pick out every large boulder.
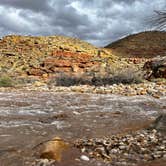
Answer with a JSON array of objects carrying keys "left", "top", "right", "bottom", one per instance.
[
  {"left": 149, "top": 114, "right": 166, "bottom": 133},
  {"left": 34, "top": 136, "right": 83, "bottom": 165},
  {"left": 143, "top": 56, "right": 166, "bottom": 79},
  {"left": 40, "top": 137, "right": 69, "bottom": 161}
]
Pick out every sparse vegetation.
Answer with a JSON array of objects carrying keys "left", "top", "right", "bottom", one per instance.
[
  {"left": 0, "top": 75, "right": 14, "bottom": 87},
  {"left": 105, "top": 31, "right": 166, "bottom": 58},
  {"left": 55, "top": 70, "right": 143, "bottom": 87},
  {"left": 90, "top": 69, "right": 143, "bottom": 86},
  {"left": 55, "top": 73, "right": 91, "bottom": 87}
]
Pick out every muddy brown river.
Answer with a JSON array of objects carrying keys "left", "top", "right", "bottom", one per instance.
[{"left": 0, "top": 91, "right": 165, "bottom": 166}]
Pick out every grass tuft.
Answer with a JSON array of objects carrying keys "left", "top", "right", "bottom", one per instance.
[{"left": 0, "top": 75, "right": 14, "bottom": 87}]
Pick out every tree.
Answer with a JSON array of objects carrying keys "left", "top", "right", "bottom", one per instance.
[{"left": 153, "top": 10, "right": 166, "bottom": 30}]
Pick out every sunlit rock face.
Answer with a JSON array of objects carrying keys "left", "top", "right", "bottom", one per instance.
[{"left": 0, "top": 35, "right": 116, "bottom": 79}]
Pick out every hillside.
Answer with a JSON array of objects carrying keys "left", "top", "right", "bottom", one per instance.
[
  {"left": 0, "top": 35, "right": 116, "bottom": 78},
  {"left": 105, "top": 31, "right": 166, "bottom": 58}
]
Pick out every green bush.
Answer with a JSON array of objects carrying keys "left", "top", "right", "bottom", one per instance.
[{"left": 0, "top": 76, "right": 14, "bottom": 87}]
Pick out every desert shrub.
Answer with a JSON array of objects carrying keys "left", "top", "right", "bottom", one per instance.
[
  {"left": 0, "top": 75, "right": 14, "bottom": 87},
  {"left": 55, "top": 74, "right": 91, "bottom": 87},
  {"left": 55, "top": 70, "right": 143, "bottom": 87},
  {"left": 16, "top": 77, "right": 38, "bottom": 85},
  {"left": 91, "top": 69, "right": 143, "bottom": 86}
]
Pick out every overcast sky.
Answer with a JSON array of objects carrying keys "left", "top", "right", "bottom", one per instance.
[{"left": 0, "top": 0, "right": 165, "bottom": 46}]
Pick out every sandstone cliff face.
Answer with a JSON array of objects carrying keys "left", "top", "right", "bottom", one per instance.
[
  {"left": 0, "top": 35, "right": 115, "bottom": 78},
  {"left": 28, "top": 50, "right": 101, "bottom": 76}
]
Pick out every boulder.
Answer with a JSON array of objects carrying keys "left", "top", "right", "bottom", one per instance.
[
  {"left": 40, "top": 137, "right": 70, "bottom": 162},
  {"left": 27, "top": 68, "right": 45, "bottom": 76},
  {"left": 143, "top": 56, "right": 166, "bottom": 79},
  {"left": 149, "top": 114, "right": 166, "bottom": 133},
  {"left": 35, "top": 136, "right": 82, "bottom": 164}
]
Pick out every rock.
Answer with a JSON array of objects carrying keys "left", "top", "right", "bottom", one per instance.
[
  {"left": 73, "top": 111, "right": 81, "bottom": 115},
  {"left": 80, "top": 155, "right": 90, "bottom": 161},
  {"left": 33, "top": 81, "right": 47, "bottom": 87},
  {"left": 119, "top": 145, "right": 126, "bottom": 150},
  {"left": 0, "top": 35, "right": 117, "bottom": 79},
  {"left": 149, "top": 114, "right": 166, "bottom": 133},
  {"left": 37, "top": 136, "right": 82, "bottom": 165},
  {"left": 75, "top": 129, "right": 166, "bottom": 165},
  {"left": 40, "top": 137, "right": 69, "bottom": 162},
  {"left": 44, "top": 50, "right": 100, "bottom": 74},
  {"left": 28, "top": 68, "right": 45, "bottom": 76},
  {"left": 143, "top": 56, "right": 166, "bottom": 79},
  {"left": 34, "top": 159, "right": 54, "bottom": 166},
  {"left": 152, "top": 94, "right": 160, "bottom": 99}
]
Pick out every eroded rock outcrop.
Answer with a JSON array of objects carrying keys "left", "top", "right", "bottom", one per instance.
[
  {"left": 0, "top": 35, "right": 116, "bottom": 78},
  {"left": 143, "top": 56, "right": 166, "bottom": 79}
]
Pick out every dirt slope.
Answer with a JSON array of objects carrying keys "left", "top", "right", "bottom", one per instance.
[{"left": 105, "top": 31, "right": 166, "bottom": 58}]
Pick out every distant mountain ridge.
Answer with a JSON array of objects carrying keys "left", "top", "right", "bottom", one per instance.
[{"left": 105, "top": 31, "right": 166, "bottom": 58}]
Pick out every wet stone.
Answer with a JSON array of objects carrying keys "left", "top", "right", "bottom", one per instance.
[{"left": 74, "top": 129, "right": 166, "bottom": 165}]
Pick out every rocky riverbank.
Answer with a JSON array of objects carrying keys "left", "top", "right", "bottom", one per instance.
[
  {"left": 1, "top": 80, "right": 165, "bottom": 99},
  {"left": 30, "top": 128, "right": 166, "bottom": 166},
  {"left": 75, "top": 129, "right": 166, "bottom": 166},
  {"left": 28, "top": 114, "right": 166, "bottom": 166}
]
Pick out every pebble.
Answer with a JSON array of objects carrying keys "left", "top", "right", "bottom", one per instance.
[
  {"left": 0, "top": 81, "right": 165, "bottom": 98},
  {"left": 110, "top": 148, "right": 118, "bottom": 154},
  {"left": 28, "top": 81, "right": 166, "bottom": 98},
  {"left": 75, "top": 129, "right": 166, "bottom": 165},
  {"left": 73, "top": 111, "right": 81, "bottom": 115},
  {"left": 119, "top": 146, "right": 126, "bottom": 150},
  {"left": 80, "top": 155, "right": 90, "bottom": 161},
  {"left": 33, "top": 159, "right": 55, "bottom": 166}
]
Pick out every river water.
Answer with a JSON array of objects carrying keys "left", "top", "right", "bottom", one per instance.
[{"left": 0, "top": 91, "right": 165, "bottom": 165}]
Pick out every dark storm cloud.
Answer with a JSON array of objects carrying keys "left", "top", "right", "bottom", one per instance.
[
  {"left": 0, "top": 0, "right": 165, "bottom": 46},
  {"left": 0, "top": 0, "right": 50, "bottom": 12}
]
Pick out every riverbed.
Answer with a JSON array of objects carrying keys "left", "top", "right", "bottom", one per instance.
[{"left": 0, "top": 91, "right": 165, "bottom": 165}]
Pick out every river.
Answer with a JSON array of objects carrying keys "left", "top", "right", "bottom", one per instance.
[{"left": 0, "top": 91, "right": 165, "bottom": 165}]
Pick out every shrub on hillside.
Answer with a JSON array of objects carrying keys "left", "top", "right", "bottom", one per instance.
[{"left": 0, "top": 75, "right": 14, "bottom": 87}]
